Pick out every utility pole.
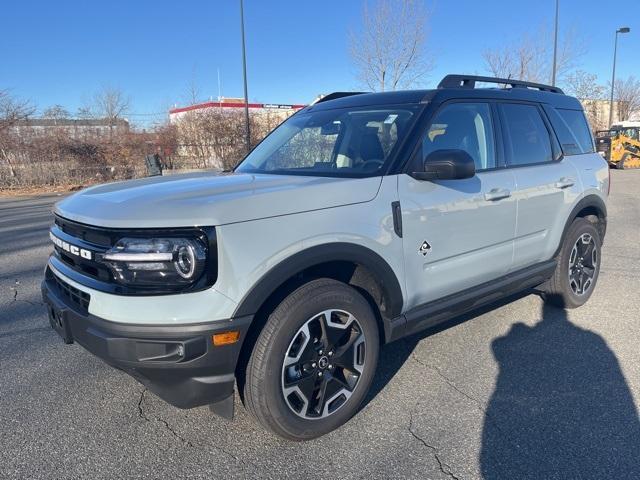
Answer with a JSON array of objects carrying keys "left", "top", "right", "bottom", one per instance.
[
  {"left": 609, "top": 27, "right": 630, "bottom": 127},
  {"left": 240, "top": 0, "right": 251, "bottom": 154},
  {"left": 551, "top": 0, "right": 559, "bottom": 86}
]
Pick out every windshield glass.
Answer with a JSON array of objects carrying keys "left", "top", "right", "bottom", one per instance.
[
  {"left": 235, "top": 106, "right": 418, "bottom": 177},
  {"left": 619, "top": 128, "right": 640, "bottom": 141}
]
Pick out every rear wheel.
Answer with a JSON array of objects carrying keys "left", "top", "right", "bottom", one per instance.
[
  {"left": 544, "top": 217, "right": 601, "bottom": 308},
  {"left": 243, "top": 278, "right": 379, "bottom": 440}
]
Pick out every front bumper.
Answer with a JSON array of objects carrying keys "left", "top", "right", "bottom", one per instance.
[{"left": 41, "top": 267, "right": 252, "bottom": 409}]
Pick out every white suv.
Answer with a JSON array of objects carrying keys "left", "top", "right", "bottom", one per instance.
[{"left": 42, "top": 75, "right": 609, "bottom": 440}]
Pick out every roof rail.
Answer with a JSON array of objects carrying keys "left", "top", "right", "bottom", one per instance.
[
  {"left": 438, "top": 74, "right": 564, "bottom": 94},
  {"left": 312, "top": 92, "right": 366, "bottom": 105}
]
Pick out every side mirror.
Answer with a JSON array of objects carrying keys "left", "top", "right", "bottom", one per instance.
[{"left": 412, "top": 149, "right": 476, "bottom": 181}]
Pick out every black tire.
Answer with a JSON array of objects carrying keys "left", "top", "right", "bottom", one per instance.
[
  {"left": 243, "top": 278, "right": 380, "bottom": 440},
  {"left": 544, "top": 217, "right": 601, "bottom": 308}
]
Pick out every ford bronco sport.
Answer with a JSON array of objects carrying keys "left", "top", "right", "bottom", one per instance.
[{"left": 42, "top": 75, "right": 609, "bottom": 440}]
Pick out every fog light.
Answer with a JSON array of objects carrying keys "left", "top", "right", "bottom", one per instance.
[{"left": 212, "top": 331, "right": 240, "bottom": 346}]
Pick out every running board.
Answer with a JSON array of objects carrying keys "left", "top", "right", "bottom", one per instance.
[{"left": 386, "top": 260, "right": 556, "bottom": 342}]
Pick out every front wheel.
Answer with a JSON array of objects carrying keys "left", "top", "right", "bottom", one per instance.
[
  {"left": 243, "top": 278, "right": 380, "bottom": 440},
  {"left": 544, "top": 217, "right": 601, "bottom": 308}
]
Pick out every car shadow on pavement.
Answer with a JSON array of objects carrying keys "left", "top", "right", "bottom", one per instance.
[
  {"left": 365, "top": 291, "right": 533, "bottom": 407},
  {"left": 480, "top": 301, "right": 640, "bottom": 479}
]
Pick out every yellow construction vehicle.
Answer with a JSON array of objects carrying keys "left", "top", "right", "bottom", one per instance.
[{"left": 595, "top": 121, "right": 640, "bottom": 169}]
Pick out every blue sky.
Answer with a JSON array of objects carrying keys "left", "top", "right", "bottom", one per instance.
[{"left": 2, "top": 0, "right": 638, "bottom": 125}]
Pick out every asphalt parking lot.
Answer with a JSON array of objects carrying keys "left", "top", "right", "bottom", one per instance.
[{"left": 1, "top": 170, "right": 639, "bottom": 480}]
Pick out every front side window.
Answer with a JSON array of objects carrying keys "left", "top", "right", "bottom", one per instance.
[
  {"left": 235, "top": 106, "right": 418, "bottom": 177},
  {"left": 422, "top": 102, "right": 496, "bottom": 170},
  {"left": 501, "top": 104, "right": 553, "bottom": 166}
]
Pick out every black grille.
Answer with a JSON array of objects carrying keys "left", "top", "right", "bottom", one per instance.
[
  {"left": 57, "top": 248, "right": 112, "bottom": 282},
  {"left": 51, "top": 271, "right": 90, "bottom": 312},
  {"left": 55, "top": 216, "right": 113, "bottom": 247},
  {"left": 52, "top": 216, "right": 113, "bottom": 283}
]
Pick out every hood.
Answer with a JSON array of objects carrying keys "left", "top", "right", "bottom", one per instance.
[{"left": 54, "top": 172, "right": 382, "bottom": 228}]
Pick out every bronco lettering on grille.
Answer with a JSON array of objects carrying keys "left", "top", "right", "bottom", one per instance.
[{"left": 50, "top": 232, "right": 93, "bottom": 260}]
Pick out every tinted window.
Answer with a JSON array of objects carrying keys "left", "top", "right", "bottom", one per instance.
[
  {"left": 501, "top": 104, "right": 553, "bottom": 166},
  {"left": 422, "top": 103, "right": 496, "bottom": 170},
  {"left": 558, "top": 109, "right": 595, "bottom": 153}
]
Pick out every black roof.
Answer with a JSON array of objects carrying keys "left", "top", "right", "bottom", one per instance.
[
  {"left": 309, "top": 75, "right": 582, "bottom": 112},
  {"left": 309, "top": 90, "right": 432, "bottom": 111}
]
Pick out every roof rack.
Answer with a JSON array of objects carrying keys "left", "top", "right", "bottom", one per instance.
[
  {"left": 312, "top": 92, "right": 366, "bottom": 104},
  {"left": 438, "top": 74, "right": 564, "bottom": 94}
]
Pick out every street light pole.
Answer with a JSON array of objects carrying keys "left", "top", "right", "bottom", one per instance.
[
  {"left": 609, "top": 27, "right": 630, "bottom": 127},
  {"left": 240, "top": 0, "right": 251, "bottom": 153},
  {"left": 551, "top": 0, "right": 559, "bottom": 86}
]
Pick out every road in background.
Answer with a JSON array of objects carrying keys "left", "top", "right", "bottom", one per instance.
[{"left": 1, "top": 172, "right": 639, "bottom": 479}]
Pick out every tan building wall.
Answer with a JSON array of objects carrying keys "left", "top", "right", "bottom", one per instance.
[{"left": 580, "top": 99, "right": 623, "bottom": 132}]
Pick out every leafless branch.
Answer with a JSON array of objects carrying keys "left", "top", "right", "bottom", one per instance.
[
  {"left": 0, "top": 89, "right": 35, "bottom": 132},
  {"left": 614, "top": 76, "right": 640, "bottom": 121},
  {"left": 482, "top": 24, "right": 586, "bottom": 84},
  {"left": 349, "top": 0, "right": 434, "bottom": 92},
  {"left": 42, "top": 105, "right": 70, "bottom": 120},
  {"left": 93, "top": 86, "right": 130, "bottom": 136}
]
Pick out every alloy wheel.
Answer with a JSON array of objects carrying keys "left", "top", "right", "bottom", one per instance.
[
  {"left": 281, "top": 309, "right": 366, "bottom": 419},
  {"left": 568, "top": 233, "right": 598, "bottom": 296}
]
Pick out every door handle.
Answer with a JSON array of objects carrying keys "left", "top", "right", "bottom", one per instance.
[
  {"left": 555, "top": 177, "right": 575, "bottom": 189},
  {"left": 484, "top": 188, "right": 511, "bottom": 201}
]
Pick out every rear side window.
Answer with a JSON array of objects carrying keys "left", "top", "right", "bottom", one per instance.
[
  {"left": 557, "top": 109, "right": 595, "bottom": 154},
  {"left": 500, "top": 104, "right": 553, "bottom": 166}
]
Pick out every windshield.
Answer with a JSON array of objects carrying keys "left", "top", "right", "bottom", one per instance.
[
  {"left": 618, "top": 128, "right": 640, "bottom": 141},
  {"left": 235, "top": 106, "right": 418, "bottom": 177}
]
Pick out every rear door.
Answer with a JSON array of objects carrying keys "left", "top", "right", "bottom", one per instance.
[
  {"left": 499, "top": 102, "right": 582, "bottom": 269},
  {"left": 398, "top": 101, "right": 517, "bottom": 308}
]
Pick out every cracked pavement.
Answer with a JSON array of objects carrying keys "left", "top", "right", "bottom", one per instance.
[{"left": 1, "top": 171, "right": 640, "bottom": 479}]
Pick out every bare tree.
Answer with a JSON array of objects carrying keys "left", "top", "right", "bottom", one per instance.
[
  {"left": 0, "top": 89, "right": 35, "bottom": 178},
  {"left": 43, "top": 104, "right": 70, "bottom": 120},
  {"left": 614, "top": 76, "right": 640, "bottom": 122},
  {"left": 483, "top": 25, "right": 585, "bottom": 84},
  {"left": 93, "top": 86, "right": 130, "bottom": 137},
  {"left": 565, "top": 70, "right": 605, "bottom": 99},
  {"left": 565, "top": 70, "right": 607, "bottom": 130},
  {"left": 76, "top": 106, "right": 94, "bottom": 119},
  {"left": 349, "top": 0, "right": 433, "bottom": 91},
  {"left": 0, "top": 89, "right": 34, "bottom": 131},
  {"left": 174, "top": 109, "right": 289, "bottom": 171},
  {"left": 185, "top": 65, "right": 201, "bottom": 105}
]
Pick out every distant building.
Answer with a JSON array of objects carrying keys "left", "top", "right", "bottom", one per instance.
[
  {"left": 168, "top": 98, "right": 305, "bottom": 123},
  {"left": 12, "top": 118, "right": 130, "bottom": 139}
]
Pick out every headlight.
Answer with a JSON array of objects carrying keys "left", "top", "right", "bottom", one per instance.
[{"left": 101, "top": 237, "right": 207, "bottom": 287}]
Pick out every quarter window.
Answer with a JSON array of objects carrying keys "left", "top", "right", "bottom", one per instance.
[
  {"left": 557, "top": 109, "right": 595, "bottom": 154},
  {"left": 501, "top": 104, "right": 553, "bottom": 166},
  {"left": 422, "top": 103, "right": 496, "bottom": 170}
]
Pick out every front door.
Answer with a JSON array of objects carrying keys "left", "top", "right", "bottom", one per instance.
[{"left": 398, "top": 101, "right": 517, "bottom": 310}]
